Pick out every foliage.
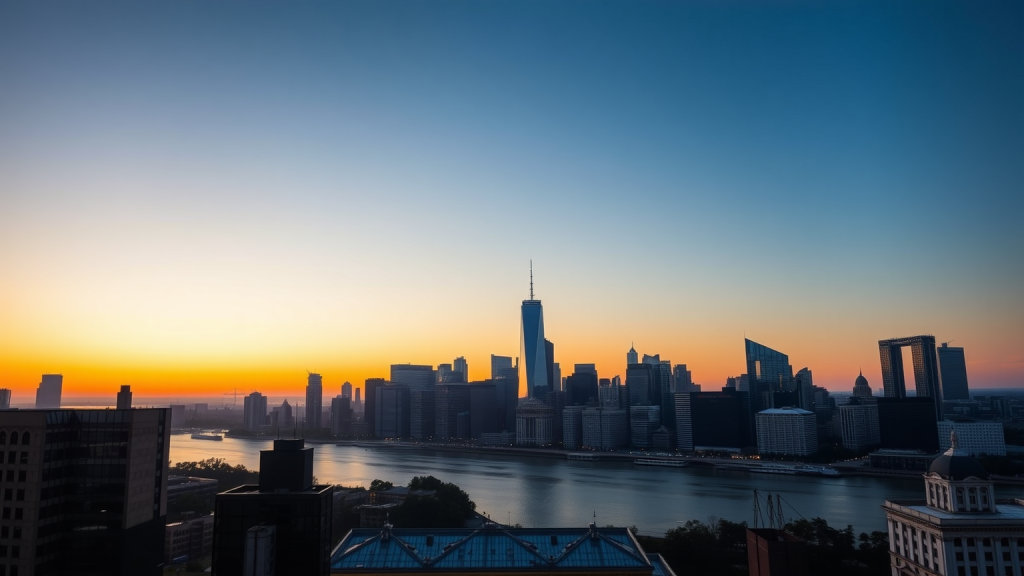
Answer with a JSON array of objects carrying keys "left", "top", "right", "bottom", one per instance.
[
  {"left": 170, "top": 458, "right": 258, "bottom": 491},
  {"left": 369, "top": 479, "right": 394, "bottom": 491},
  {"left": 390, "top": 476, "right": 476, "bottom": 529},
  {"left": 168, "top": 493, "right": 214, "bottom": 520},
  {"left": 783, "top": 517, "right": 889, "bottom": 575},
  {"left": 636, "top": 517, "right": 749, "bottom": 576}
]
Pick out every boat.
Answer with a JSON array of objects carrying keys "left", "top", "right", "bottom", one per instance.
[
  {"left": 634, "top": 458, "right": 688, "bottom": 468},
  {"left": 191, "top": 433, "right": 223, "bottom": 441},
  {"left": 567, "top": 453, "right": 600, "bottom": 461}
]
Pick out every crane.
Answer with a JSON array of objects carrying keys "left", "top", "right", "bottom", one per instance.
[{"left": 223, "top": 388, "right": 239, "bottom": 407}]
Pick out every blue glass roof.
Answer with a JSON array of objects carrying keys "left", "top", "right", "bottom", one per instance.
[{"left": 330, "top": 524, "right": 674, "bottom": 574}]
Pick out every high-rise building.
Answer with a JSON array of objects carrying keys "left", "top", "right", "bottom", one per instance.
[
  {"left": 562, "top": 406, "right": 585, "bottom": 449},
  {"left": 756, "top": 408, "right": 818, "bottom": 456},
  {"left": 630, "top": 405, "right": 661, "bottom": 449},
  {"left": 341, "top": 381, "right": 353, "bottom": 399},
  {"left": 938, "top": 343, "right": 971, "bottom": 401},
  {"left": 627, "top": 344, "right": 638, "bottom": 366},
  {"left": 565, "top": 371, "right": 599, "bottom": 406},
  {"left": 35, "top": 374, "right": 63, "bottom": 409},
  {"left": 794, "top": 367, "right": 815, "bottom": 410},
  {"left": 582, "top": 408, "right": 629, "bottom": 450},
  {"left": 243, "top": 393, "right": 268, "bottom": 432},
  {"left": 278, "top": 399, "right": 294, "bottom": 429},
  {"left": 598, "top": 378, "right": 618, "bottom": 409},
  {"left": 574, "top": 364, "right": 597, "bottom": 377},
  {"left": 375, "top": 384, "right": 410, "bottom": 439},
  {"left": 435, "top": 384, "right": 471, "bottom": 440},
  {"left": 306, "top": 373, "right": 323, "bottom": 430},
  {"left": 521, "top": 265, "right": 549, "bottom": 399},
  {"left": 745, "top": 339, "right": 794, "bottom": 392},
  {"left": 491, "top": 355, "right": 516, "bottom": 380},
  {"left": 545, "top": 340, "right": 557, "bottom": 395},
  {"left": 391, "top": 364, "right": 435, "bottom": 391},
  {"left": 363, "top": 378, "right": 385, "bottom": 435},
  {"left": 852, "top": 370, "right": 873, "bottom": 398},
  {"left": 453, "top": 357, "right": 468, "bottom": 383},
  {"left": 625, "top": 364, "right": 653, "bottom": 407},
  {"left": 839, "top": 397, "right": 880, "bottom": 452},
  {"left": 2, "top": 408, "right": 170, "bottom": 575},
  {"left": 673, "top": 364, "right": 693, "bottom": 393},
  {"left": 877, "top": 397, "right": 940, "bottom": 453},
  {"left": 0, "top": 388, "right": 10, "bottom": 409},
  {"left": 330, "top": 395, "right": 353, "bottom": 436},
  {"left": 436, "top": 363, "right": 453, "bottom": 383},
  {"left": 675, "top": 390, "right": 753, "bottom": 453},
  {"left": 409, "top": 390, "right": 436, "bottom": 440},
  {"left": 353, "top": 387, "right": 362, "bottom": 414},
  {"left": 468, "top": 382, "right": 498, "bottom": 439},
  {"left": 516, "top": 399, "right": 554, "bottom": 446},
  {"left": 115, "top": 384, "right": 133, "bottom": 409},
  {"left": 879, "top": 334, "right": 942, "bottom": 421},
  {"left": 213, "top": 439, "right": 332, "bottom": 576}
]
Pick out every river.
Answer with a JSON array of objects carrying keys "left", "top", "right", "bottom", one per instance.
[{"left": 169, "top": 435, "right": 1024, "bottom": 537}]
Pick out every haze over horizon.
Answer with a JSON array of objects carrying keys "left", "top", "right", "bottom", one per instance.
[{"left": 2, "top": 1, "right": 1022, "bottom": 399}]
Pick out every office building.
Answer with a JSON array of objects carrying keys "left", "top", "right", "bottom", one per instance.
[
  {"left": 244, "top": 392, "right": 268, "bottom": 432},
  {"left": 675, "top": 390, "right": 753, "bottom": 453},
  {"left": 883, "top": 437, "right": 1024, "bottom": 576},
  {"left": 879, "top": 334, "right": 942, "bottom": 420},
  {"left": 0, "top": 388, "right": 10, "bottom": 409},
  {"left": 328, "top": 524, "right": 677, "bottom": 575},
  {"left": 435, "top": 384, "right": 471, "bottom": 440},
  {"left": 115, "top": 385, "right": 133, "bottom": 409},
  {"left": 938, "top": 343, "right": 971, "bottom": 401},
  {"left": 673, "top": 364, "right": 693, "bottom": 393},
  {"left": 35, "top": 374, "right": 62, "bottom": 409},
  {"left": 274, "top": 399, "right": 295, "bottom": 430},
  {"left": 545, "top": 340, "right": 557, "bottom": 395},
  {"left": 794, "top": 367, "right": 815, "bottom": 411},
  {"left": 306, "top": 373, "right": 324, "bottom": 430},
  {"left": 330, "top": 396, "right": 353, "bottom": 436},
  {"left": 582, "top": 408, "right": 628, "bottom": 450},
  {"left": 852, "top": 371, "right": 873, "bottom": 398},
  {"left": 627, "top": 344, "right": 639, "bottom": 366},
  {"left": 170, "top": 404, "right": 186, "bottom": 427},
  {"left": 565, "top": 371, "right": 598, "bottom": 407},
  {"left": 468, "top": 382, "right": 498, "bottom": 439},
  {"left": 630, "top": 405, "right": 661, "bottom": 449},
  {"left": 522, "top": 267, "right": 549, "bottom": 399},
  {"left": 839, "top": 397, "right": 881, "bottom": 452},
  {"left": 1, "top": 408, "right": 170, "bottom": 575},
  {"left": 756, "top": 408, "right": 818, "bottom": 457},
  {"left": 341, "top": 381, "right": 352, "bottom": 399},
  {"left": 598, "top": 378, "right": 619, "bottom": 408},
  {"left": 453, "top": 357, "right": 468, "bottom": 383},
  {"left": 625, "top": 364, "right": 653, "bottom": 407},
  {"left": 562, "top": 406, "right": 585, "bottom": 449},
  {"left": 491, "top": 355, "right": 515, "bottom": 380},
  {"left": 745, "top": 339, "right": 794, "bottom": 392},
  {"left": 878, "top": 397, "right": 940, "bottom": 453},
  {"left": 363, "top": 379, "right": 384, "bottom": 436},
  {"left": 213, "top": 439, "right": 333, "bottom": 576},
  {"left": 375, "top": 384, "right": 410, "bottom": 439},
  {"left": 436, "top": 364, "right": 454, "bottom": 384},
  {"left": 409, "top": 390, "right": 436, "bottom": 440},
  {"left": 167, "top": 475, "right": 219, "bottom": 511},
  {"left": 516, "top": 399, "right": 554, "bottom": 446},
  {"left": 938, "top": 421, "right": 1006, "bottom": 456},
  {"left": 165, "top": 514, "right": 214, "bottom": 565},
  {"left": 391, "top": 365, "right": 435, "bottom": 391}
]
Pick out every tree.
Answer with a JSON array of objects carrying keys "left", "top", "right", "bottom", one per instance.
[
  {"left": 369, "top": 479, "right": 394, "bottom": 492},
  {"left": 389, "top": 476, "right": 476, "bottom": 528},
  {"left": 170, "top": 458, "right": 258, "bottom": 491}
]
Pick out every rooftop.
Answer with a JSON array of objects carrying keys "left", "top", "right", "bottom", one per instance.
[
  {"left": 885, "top": 499, "right": 1024, "bottom": 525},
  {"left": 330, "top": 524, "right": 676, "bottom": 575}
]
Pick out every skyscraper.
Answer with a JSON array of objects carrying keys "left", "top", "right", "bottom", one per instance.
[
  {"left": 0, "top": 388, "right": 10, "bottom": 409},
  {"left": 852, "top": 371, "right": 873, "bottom": 398},
  {"left": 745, "top": 339, "right": 793, "bottom": 391},
  {"left": 672, "top": 364, "right": 693, "bottom": 393},
  {"left": 116, "top": 384, "right": 133, "bottom": 409},
  {"left": 244, "top": 392, "right": 268, "bottom": 431},
  {"left": 878, "top": 334, "right": 942, "bottom": 420},
  {"left": 521, "top": 264, "right": 548, "bottom": 399},
  {"left": 35, "top": 373, "right": 63, "bottom": 409},
  {"left": 391, "top": 364, "right": 436, "bottom": 391},
  {"left": 490, "top": 355, "right": 516, "bottom": 380},
  {"left": 453, "top": 356, "right": 468, "bottom": 382},
  {"left": 341, "top": 381, "right": 353, "bottom": 399},
  {"left": 937, "top": 342, "right": 970, "bottom": 401},
  {"left": 306, "top": 372, "right": 323, "bottom": 430},
  {"left": 627, "top": 344, "right": 638, "bottom": 366}
]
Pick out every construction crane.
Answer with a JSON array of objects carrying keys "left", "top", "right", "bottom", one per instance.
[{"left": 223, "top": 388, "right": 239, "bottom": 407}]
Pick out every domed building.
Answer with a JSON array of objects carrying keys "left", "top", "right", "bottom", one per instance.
[
  {"left": 852, "top": 370, "right": 873, "bottom": 398},
  {"left": 883, "top": 431, "right": 1024, "bottom": 575}
]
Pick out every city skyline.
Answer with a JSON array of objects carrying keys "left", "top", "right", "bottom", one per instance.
[{"left": 1, "top": 2, "right": 1022, "bottom": 398}]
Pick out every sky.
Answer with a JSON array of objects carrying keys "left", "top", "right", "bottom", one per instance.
[{"left": 1, "top": 0, "right": 1022, "bottom": 401}]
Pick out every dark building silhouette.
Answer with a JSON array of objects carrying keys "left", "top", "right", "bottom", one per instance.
[
  {"left": 544, "top": 338, "right": 556, "bottom": 395},
  {"left": 877, "top": 397, "right": 940, "bottom": 453},
  {"left": 564, "top": 372, "right": 599, "bottom": 407},
  {"left": 409, "top": 389, "right": 436, "bottom": 440},
  {"left": 2, "top": 408, "right": 170, "bottom": 576},
  {"left": 330, "top": 395, "right": 353, "bottom": 436},
  {"left": 374, "top": 384, "right": 410, "bottom": 439},
  {"left": 116, "top": 384, "right": 132, "bottom": 409},
  {"left": 937, "top": 342, "right": 970, "bottom": 401},
  {"left": 521, "top": 266, "right": 549, "bottom": 399},
  {"left": 625, "top": 363, "right": 653, "bottom": 407},
  {"left": 363, "top": 378, "right": 385, "bottom": 437},
  {"left": 675, "top": 389, "right": 753, "bottom": 452},
  {"left": 435, "top": 384, "right": 471, "bottom": 440},
  {"left": 306, "top": 373, "right": 323, "bottom": 430},
  {"left": 878, "top": 335, "right": 942, "bottom": 420},
  {"left": 212, "top": 439, "right": 332, "bottom": 576},
  {"left": 468, "top": 382, "right": 498, "bottom": 439},
  {"left": 35, "top": 374, "right": 63, "bottom": 409}
]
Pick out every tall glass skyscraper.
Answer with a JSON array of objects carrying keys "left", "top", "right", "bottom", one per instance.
[
  {"left": 744, "top": 339, "right": 793, "bottom": 390},
  {"left": 937, "top": 342, "right": 970, "bottom": 401},
  {"left": 521, "top": 266, "right": 548, "bottom": 399},
  {"left": 306, "top": 372, "right": 323, "bottom": 430}
]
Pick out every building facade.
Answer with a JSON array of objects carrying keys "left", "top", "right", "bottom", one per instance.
[
  {"left": 879, "top": 335, "right": 942, "bottom": 421},
  {"left": 516, "top": 399, "right": 554, "bottom": 446},
  {"left": 937, "top": 421, "right": 1006, "bottom": 457},
  {"left": 630, "top": 405, "right": 661, "bottom": 449},
  {"left": 34, "top": 375, "right": 62, "bottom": 409},
  {"left": 938, "top": 344, "right": 971, "bottom": 402},
  {"left": 755, "top": 408, "right": 818, "bottom": 457},
  {"left": 839, "top": 399, "right": 881, "bottom": 452},
  {"left": 522, "top": 295, "right": 549, "bottom": 399},
  {"left": 582, "top": 408, "right": 628, "bottom": 450},
  {"left": 244, "top": 392, "right": 268, "bottom": 432},
  {"left": 306, "top": 373, "right": 324, "bottom": 430}
]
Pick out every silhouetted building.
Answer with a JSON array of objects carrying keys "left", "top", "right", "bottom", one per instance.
[
  {"left": 879, "top": 334, "right": 942, "bottom": 421},
  {"left": 839, "top": 397, "right": 880, "bottom": 452},
  {"left": 2, "top": 408, "right": 170, "bottom": 576},
  {"left": 582, "top": 408, "right": 628, "bottom": 450},
  {"left": 522, "top": 267, "right": 549, "bottom": 399},
  {"left": 330, "top": 395, "right": 353, "bottom": 436},
  {"left": 213, "top": 439, "right": 332, "bottom": 576},
  {"left": 562, "top": 406, "right": 584, "bottom": 449},
  {"left": 306, "top": 373, "right": 324, "bottom": 430},
  {"left": 0, "top": 388, "right": 10, "bottom": 409},
  {"left": 275, "top": 399, "right": 295, "bottom": 430},
  {"left": 453, "top": 357, "right": 468, "bottom": 383},
  {"left": 626, "top": 363, "right": 653, "bottom": 407},
  {"left": 673, "top": 364, "right": 694, "bottom": 393},
  {"left": 675, "top": 390, "right": 753, "bottom": 452},
  {"left": 627, "top": 344, "right": 639, "bottom": 366},
  {"left": 469, "top": 382, "right": 498, "bottom": 439},
  {"left": 437, "top": 363, "right": 453, "bottom": 383},
  {"left": 937, "top": 343, "right": 970, "bottom": 401},
  {"left": 116, "top": 384, "right": 132, "bottom": 409},
  {"left": 746, "top": 528, "right": 809, "bottom": 576},
  {"left": 435, "top": 383, "right": 471, "bottom": 440},
  {"left": 35, "top": 373, "right": 62, "bottom": 409},
  {"left": 409, "top": 390, "right": 436, "bottom": 440},
  {"left": 341, "top": 381, "right": 352, "bottom": 399},
  {"left": 565, "top": 371, "right": 598, "bottom": 407},
  {"left": 852, "top": 371, "right": 873, "bottom": 398},
  {"left": 793, "top": 368, "right": 814, "bottom": 411},
  {"left": 756, "top": 408, "right": 817, "bottom": 457},
  {"left": 630, "top": 405, "right": 660, "bottom": 449},
  {"left": 375, "top": 384, "right": 410, "bottom": 439},
  {"left": 244, "top": 392, "right": 268, "bottom": 432},
  {"left": 363, "top": 378, "right": 385, "bottom": 436},
  {"left": 745, "top": 339, "right": 793, "bottom": 392},
  {"left": 491, "top": 355, "right": 516, "bottom": 380},
  {"left": 544, "top": 339, "right": 556, "bottom": 396},
  {"left": 516, "top": 399, "right": 554, "bottom": 446},
  {"left": 877, "top": 397, "right": 940, "bottom": 453}
]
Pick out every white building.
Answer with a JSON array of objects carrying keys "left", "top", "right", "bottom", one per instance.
[
  {"left": 883, "top": 434, "right": 1024, "bottom": 576},
  {"left": 839, "top": 399, "right": 880, "bottom": 452},
  {"left": 515, "top": 399, "right": 554, "bottom": 447},
  {"left": 938, "top": 421, "right": 1007, "bottom": 457},
  {"left": 755, "top": 407, "right": 817, "bottom": 457}
]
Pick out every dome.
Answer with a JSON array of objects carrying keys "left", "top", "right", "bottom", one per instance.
[
  {"left": 855, "top": 373, "right": 869, "bottom": 388},
  {"left": 928, "top": 453, "right": 990, "bottom": 481}
]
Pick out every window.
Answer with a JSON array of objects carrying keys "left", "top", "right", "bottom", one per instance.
[
  {"left": 8, "top": 434, "right": 15, "bottom": 445},
  {"left": 957, "top": 552, "right": 965, "bottom": 561},
  {"left": 2, "top": 490, "right": 9, "bottom": 501},
  {"left": 3, "top": 472, "right": 10, "bottom": 482},
  {"left": 1, "top": 508, "right": 7, "bottom": 520},
  {"left": 11, "top": 528, "right": 19, "bottom": 539},
  {"left": 13, "top": 491, "right": 21, "bottom": 502},
  {"left": 969, "top": 552, "right": 977, "bottom": 561},
  {"left": 1, "top": 526, "right": 8, "bottom": 537},
  {"left": 984, "top": 538, "right": 992, "bottom": 547},
  {"left": 19, "top": 434, "right": 27, "bottom": 447},
  {"left": 15, "top": 473, "right": 22, "bottom": 483},
  {"left": 12, "top": 510, "right": 19, "bottom": 521},
  {"left": 5, "top": 453, "right": 12, "bottom": 464},
  {"left": 8, "top": 547, "right": 14, "bottom": 559},
  {"left": 17, "top": 454, "right": 25, "bottom": 465}
]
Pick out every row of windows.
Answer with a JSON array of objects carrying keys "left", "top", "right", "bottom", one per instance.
[
  {"left": 0, "top": 434, "right": 29, "bottom": 447},
  {"left": 0, "top": 492, "right": 22, "bottom": 503},
  {"left": 0, "top": 564, "right": 21, "bottom": 576},
  {"left": 0, "top": 527, "right": 22, "bottom": 540},
  {"left": 3, "top": 454, "right": 27, "bottom": 465},
  {"left": 0, "top": 473, "right": 25, "bottom": 484},
  {"left": 0, "top": 510, "right": 23, "bottom": 521}
]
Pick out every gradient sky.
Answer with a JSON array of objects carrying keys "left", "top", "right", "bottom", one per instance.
[{"left": 1, "top": 1, "right": 1022, "bottom": 400}]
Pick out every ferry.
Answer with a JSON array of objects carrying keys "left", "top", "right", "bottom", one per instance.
[
  {"left": 634, "top": 458, "right": 688, "bottom": 468},
  {"left": 190, "top": 433, "right": 223, "bottom": 441},
  {"left": 567, "top": 452, "right": 600, "bottom": 461}
]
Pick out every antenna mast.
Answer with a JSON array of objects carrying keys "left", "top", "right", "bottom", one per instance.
[{"left": 530, "top": 260, "right": 534, "bottom": 300}]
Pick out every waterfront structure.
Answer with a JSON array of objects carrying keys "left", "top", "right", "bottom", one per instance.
[
  {"left": 878, "top": 397, "right": 940, "bottom": 453},
  {"left": 375, "top": 384, "right": 410, "bottom": 439},
  {"left": 342, "top": 381, "right": 353, "bottom": 399},
  {"left": 582, "top": 408, "right": 628, "bottom": 450},
  {"left": 243, "top": 392, "right": 267, "bottom": 431},
  {"left": 453, "top": 356, "right": 468, "bottom": 383},
  {"left": 853, "top": 371, "right": 874, "bottom": 398},
  {"left": 116, "top": 384, "right": 133, "bottom": 409},
  {"left": 630, "top": 405, "right": 661, "bottom": 449},
  {"left": 938, "top": 421, "right": 1006, "bottom": 456},
  {"left": 35, "top": 374, "right": 62, "bottom": 409},
  {"left": 0, "top": 388, "right": 10, "bottom": 409},
  {"left": 839, "top": 397, "right": 881, "bottom": 452},
  {"left": 435, "top": 383, "right": 471, "bottom": 440},
  {"left": 879, "top": 334, "right": 942, "bottom": 421},
  {"left": 165, "top": 514, "right": 214, "bottom": 565},
  {"left": 1, "top": 408, "right": 170, "bottom": 575},
  {"left": 244, "top": 392, "right": 268, "bottom": 432},
  {"left": 213, "top": 439, "right": 333, "bottom": 576},
  {"left": 516, "top": 398, "right": 554, "bottom": 446},
  {"left": 882, "top": 436, "right": 1024, "bottom": 576},
  {"left": 675, "top": 390, "right": 753, "bottom": 453},
  {"left": 938, "top": 343, "right": 971, "bottom": 401},
  {"left": 755, "top": 408, "right": 817, "bottom": 457},
  {"left": 328, "top": 524, "right": 678, "bottom": 575},
  {"left": 563, "top": 406, "right": 584, "bottom": 449},
  {"left": 522, "top": 266, "right": 549, "bottom": 399},
  {"left": 331, "top": 395, "right": 353, "bottom": 436},
  {"left": 409, "top": 389, "right": 436, "bottom": 440},
  {"left": 307, "top": 372, "right": 324, "bottom": 430},
  {"left": 469, "top": 382, "right": 498, "bottom": 439},
  {"left": 364, "top": 378, "right": 385, "bottom": 435}
]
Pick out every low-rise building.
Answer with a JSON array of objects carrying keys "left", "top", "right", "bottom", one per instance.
[
  {"left": 839, "top": 398, "right": 881, "bottom": 452},
  {"left": 756, "top": 408, "right": 818, "bottom": 457},
  {"left": 938, "top": 421, "right": 1007, "bottom": 457},
  {"left": 516, "top": 399, "right": 554, "bottom": 446},
  {"left": 165, "top": 514, "right": 215, "bottom": 564}
]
